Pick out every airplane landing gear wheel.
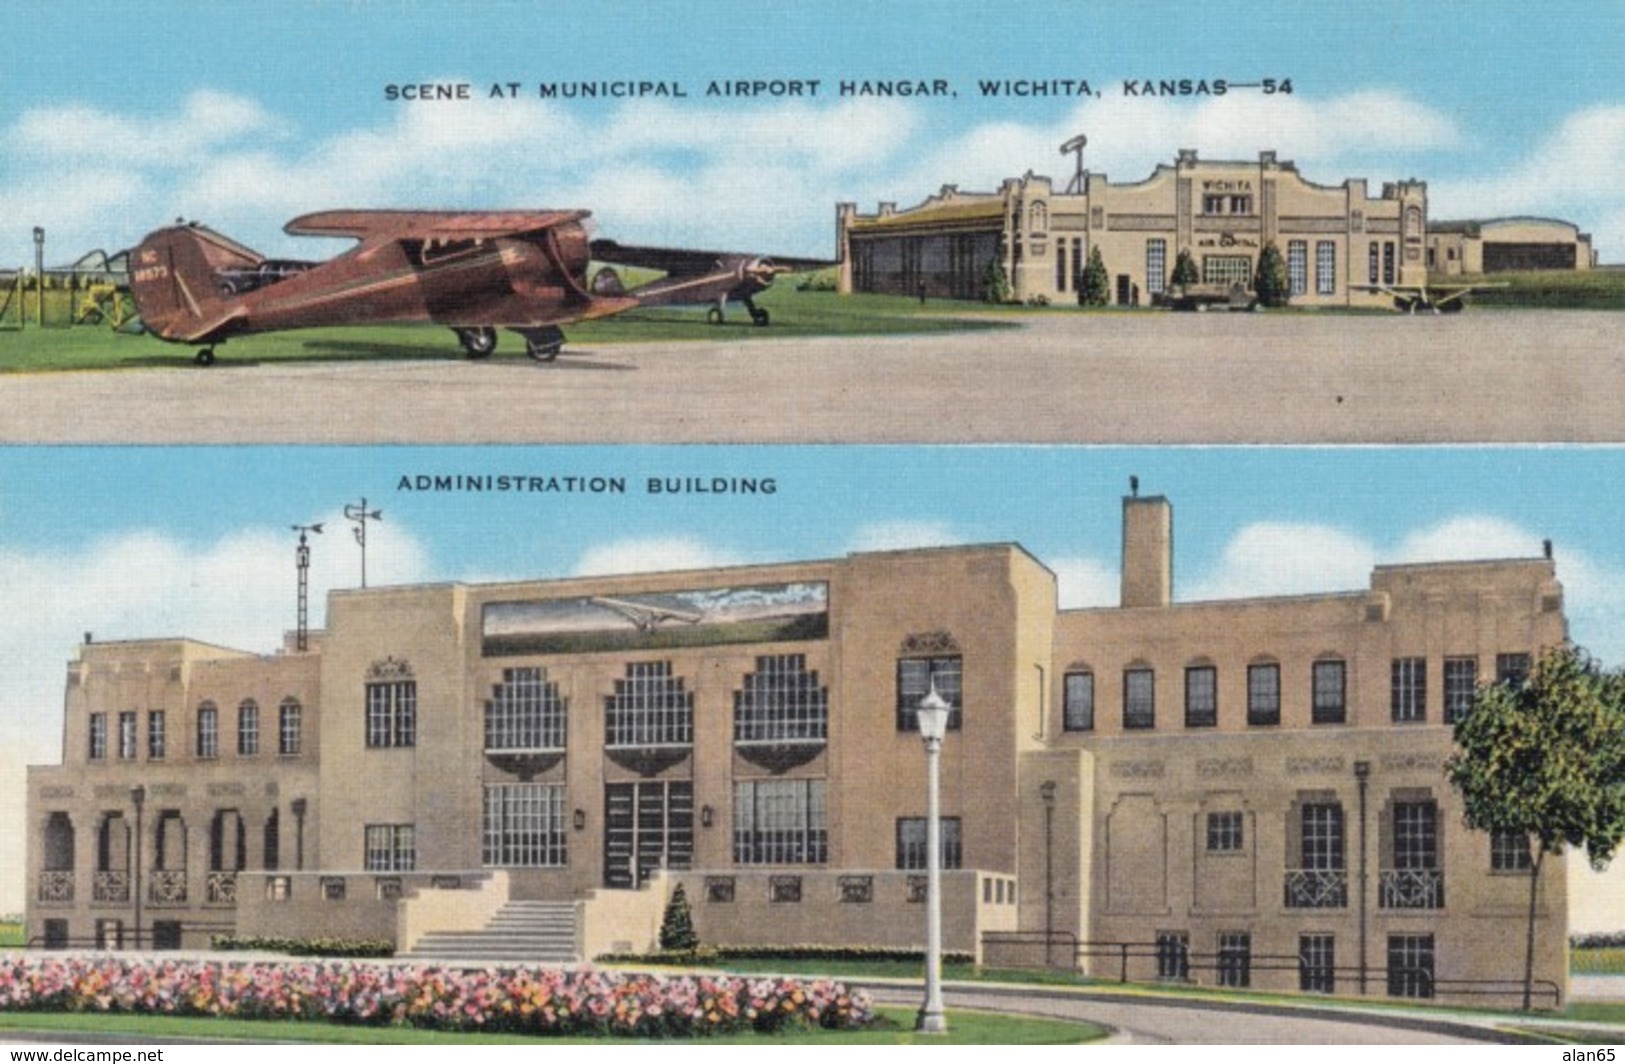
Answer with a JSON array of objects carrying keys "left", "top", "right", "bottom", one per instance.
[
  {"left": 195, "top": 348, "right": 216, "bottom": 366},
  {"left": 516, "top": 325, "right": 565, "bottom": 363},
  {"left": 749, "top": 306, "right": 770, "bottom": 326},
  {"left": 707, "top": 306, "right": 724, "bottom": 325},
  {"left": 456, "top": 327, "right": 497, "bottom": 358}
]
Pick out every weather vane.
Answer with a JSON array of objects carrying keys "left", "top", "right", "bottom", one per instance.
[{"left": 343, "top": 498, "right": 382, "bottom": 588}]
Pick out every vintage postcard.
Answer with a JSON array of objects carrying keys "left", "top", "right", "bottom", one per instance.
[{"left": 1, "top": 0, "right": 1623, "bottom": 1047}]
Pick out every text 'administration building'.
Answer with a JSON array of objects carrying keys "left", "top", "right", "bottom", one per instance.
[
  {"left": 837, "top": 149, "right": 1428, "bottom": 307},
  {"left": 26, "top": 493, "right": 1570, "bottom": 1007}
]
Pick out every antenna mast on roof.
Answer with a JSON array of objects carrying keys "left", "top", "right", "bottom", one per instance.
[
  {"left": 291, "top": 523, "right": 323, "bottom": 651},
  {"left": 1061, "top": 134, "right": 1088, "bottom": 194}
]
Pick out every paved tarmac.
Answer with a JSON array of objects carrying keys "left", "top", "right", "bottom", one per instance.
[{"left": 2, "top": 310, "right": 1622, "bottom": 444}]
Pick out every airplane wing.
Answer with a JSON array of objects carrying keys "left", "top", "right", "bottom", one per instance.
[
  {"left": 589, "top": 240, "right": 830, "bottom": 275},
  {"left": 286, "top": 209, "right": 592, "bottom": 243}
]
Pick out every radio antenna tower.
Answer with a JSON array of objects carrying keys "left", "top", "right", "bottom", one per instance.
[
  {"left": 1061, "top": 134, "right": 1088, "bottom": 194},
  {"left": 291, "top": 523, "right": 323, "bottom": 651},
  {"left": 344, "top": 498, "right": 382, "bottom": 588}
]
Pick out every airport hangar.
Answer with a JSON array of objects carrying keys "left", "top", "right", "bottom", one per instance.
[
  {"left": 25, "top": 489, "right": 1572, "bottom": 1007},
  {"left": 837, "top": 147, "right": 1594, "bottom": 306}
]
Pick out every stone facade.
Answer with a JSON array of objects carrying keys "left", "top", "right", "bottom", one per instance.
[
  {"left": 838, "top": 149, "right": 1429, "bottom": 308},
  {"left": 25, "top": 492, "right": 1570, "bottom": 1007}
]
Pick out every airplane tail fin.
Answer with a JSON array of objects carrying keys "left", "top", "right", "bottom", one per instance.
[{"left": 129, "top": 223, "right": 260, "bottom": 342}]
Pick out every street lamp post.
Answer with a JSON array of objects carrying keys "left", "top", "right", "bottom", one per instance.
[
  {"left": 1354, "top": 760, "right": 1370, "bottom": 996},
  {"left": 130, "top": 785, "right": 146, "bottom": 950},
  {"left": 32, "top": 227, "right": 44, "bottom": 328},
  {"left": 915, "top": 684, "right": 951, "bottom": 1034},
  {"left": 1040, "top": 780, "right": 1057, "bottom": 968}
]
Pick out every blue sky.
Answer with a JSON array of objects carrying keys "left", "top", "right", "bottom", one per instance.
[
  {"left": 2, "top": 1, "right": 1622, "bottom": 263},
  {"left": 4, "top": 444, "right": 1625, "bottom": 921}
]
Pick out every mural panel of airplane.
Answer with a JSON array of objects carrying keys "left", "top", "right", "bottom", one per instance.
[{"left": 129, "top": 210, "right": 825, "bottom": 365}]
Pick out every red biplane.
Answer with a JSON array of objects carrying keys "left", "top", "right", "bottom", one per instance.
[{"left": 129, "top": 210, "right": 824, "bottom": 365}]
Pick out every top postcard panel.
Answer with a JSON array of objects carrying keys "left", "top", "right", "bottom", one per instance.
[{"left": 1, "top": 1, "right": 1620, "bottom": 445}]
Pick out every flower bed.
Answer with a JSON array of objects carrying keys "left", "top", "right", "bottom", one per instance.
[{"left": 0, "top": 956, "right": 872, "bottom": 1037}]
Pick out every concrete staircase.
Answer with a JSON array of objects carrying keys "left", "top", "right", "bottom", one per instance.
[{"left": 401, "top": 900, "right": 579, "bottom": 965}]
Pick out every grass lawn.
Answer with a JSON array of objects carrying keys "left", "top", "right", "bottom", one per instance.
[
  {"left": 1573, "top": 948, "right": 1625, "bottom": 974},
  {"left": 0, "top": 287, "right": 1009, "bottom": 374},
  {"left": 0, "top": 1006, "right": 1102, "bottom": 1045},
  {"left": 0, "top": 924, "right": 22, "bottom": 948}
]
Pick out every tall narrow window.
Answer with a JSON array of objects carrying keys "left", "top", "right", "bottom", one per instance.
[
  {"left": 1316, "top": 241, "right": 1336, "bottom": 295},
  {"left": 1247, "top": 663, "right": 1280, "bottom": 726},
  {"left": 1383, "top": 241, "right": 1396, "bottom": 284},
  {"left": 237, "top": 699, "right": 259, "bottom": 756},
  {"left": 1184, "top": 666, "right": 1216, "bottom": 728},
  {"left": 1443, "top": 657, "right": 1477, "bottom": 723},
  {"left": 896, "top": 655, "right": 962, "bottom": 732},
  {"left": 1368, "top": 243, "right": 1380, "bottom": 284},
  {"left": 1123, "top": 668, "right": 1155, "bottom": 729},
  {"left": 1300, "top": 934, "right": 1336, "bottom": 993},
  {"left": 278, "top": 698, "right": 302, "bottom": 756},
  {"left": 1217, "top": 932, "right": 1252, "bottom": 987},
  {"left": 196, "top": 702, "right": 218, "bottom": 759},
  {"left": 1063, "top": 671, "right": 1094, "bottom": 732},
  {"left": 118, "top": 711, "right": 138, "bottom": 760},
  {"left": 365, "top": 662, "right": 417, "bottom": 749},
  {"left": 1146, "top": 239, "right": 1167, "bottom": 295},
  {"left": 88, "top": 713, "right": 107, "bottom": 761},
  {"left": 148, "top": 710, "right": 166, "bottom": 760},
  {"left": 1287, "top": 240, "right": 1307, "bottom": 296},
  {"left": 1391, "top": 658, "right": 1426, "bottom": 722},
  {"left": 1312, "top": 660, "right": 1346, "bottom": 724}
]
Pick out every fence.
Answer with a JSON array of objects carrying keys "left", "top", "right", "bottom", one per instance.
[
  {"left": 981, "top": 930, "right": 1562, "bottom": 1010},
  {"left": 0, "top": 269, "right": 136, "bottom": 330}
]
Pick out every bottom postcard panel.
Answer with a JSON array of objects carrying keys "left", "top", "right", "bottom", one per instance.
[{"left": 4, "top": 445, "right": 1623, "bottom": 1039}]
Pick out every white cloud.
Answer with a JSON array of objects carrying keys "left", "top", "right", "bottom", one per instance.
[
  {"left": 1182, "top": 514, "right": 1625, "bottom": 666},
  {"left": 0, "top": 516, "right": 432, "bottom": 912},
  {"left": 846, "top": 520, "right": 961, "bottom": 553},
  {"left": 0, "top": 81, "right": 1473, "bottom": 264},
  {"left": 572, "top": 536, "right": 745, "bottom": 576},
  {"left": 901, "top": 86, "right": 1461, "bottom": 197},
  {"left": 1430, "top": 104, "right": 1625, "bottom": 254},
  {"left": 1050, "top": 554, "right": 1118, "bottom": 609},
  {"left": 1183, "top": 521, "right": 1376, "bottom": 602}
]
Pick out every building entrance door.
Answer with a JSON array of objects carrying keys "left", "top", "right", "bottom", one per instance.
[{"left": 604, "top": 781, "right": 693, "bottom": 889}]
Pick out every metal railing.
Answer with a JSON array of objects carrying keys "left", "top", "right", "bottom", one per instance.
[
  {"left": 980, "top": 931, "right": 1561, "bottom": 1008},
  {"left": 1380, "top": 868, "right": 1445, "bottom": 909},
  {"left": 1283, "top": 868, "right": 1348, "bottom": 908},
  {"left": 91, "top": 871, "right": 130, "bottom": 903}
]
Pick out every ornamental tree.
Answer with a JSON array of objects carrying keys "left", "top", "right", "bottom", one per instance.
[
  {"left": 1079, "top": 245, "right": 1110, "bottom": 306},
  {"left": 1445, "top": 644, "right": 1625, "bottom": 1010},
  {"left": 981, "top": 260, "right": 1012, "bottom": 304},
  {"left": 1170, "top": 248, "right": 1199, "bottom": 288},
  {"left": 658, "top": 881, "right": 699, "bottom": 953},
  {"left": 1253, "top": 242, "right": 1290, "bottom": 307}
]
